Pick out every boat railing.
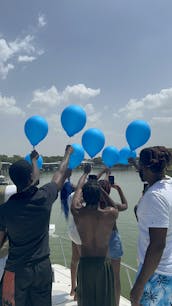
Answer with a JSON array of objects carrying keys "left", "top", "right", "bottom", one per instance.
[
  {"left": 52, "top": 233, "right": 69, "bottom": 268},
  {"left": 50, "top": 233, "right": 137, "bottom": 290},
  {"left": 120, "top": 261, "right": 137, "bottom": 289}
]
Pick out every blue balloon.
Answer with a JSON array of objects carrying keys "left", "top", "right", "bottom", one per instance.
[
  {"left": 126, "top": 120, "right": 151, "bottom": 150},
  {"left": 61, "top": 105, "right": 87, "bottom": 137},
  {"left": 82, "top": 128, "right": 105, "bottom": 158},
  {"left": 68, "top": 143, "right": 85, "bottom": 169},
  {"left": 119, "top": 147, "right": 136, "bottom": 165},
  {"left": 25, "top": 154, "right": 43, "bottom": 169},
  {"left": 130, "top": 150, "right": 137, "bottom": 159},
  {"left": 119, "top": 157, "right": 128, "bottom": 165},
  {"left": 24, "top": 116, "right": 48, "bottom": 147},
  {"left": 102, "top": 146, "right": 119, "bottom": 167}
]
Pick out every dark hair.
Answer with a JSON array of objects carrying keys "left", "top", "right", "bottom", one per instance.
[
  {"left": 9, "top": 159, "right": 33, "bottom": 190},
  {"left": 82, "top": 181, "right": 100, "bottom": 207},
  {"left": 140, "top": 146, "right": 172, "bottom": 173}
]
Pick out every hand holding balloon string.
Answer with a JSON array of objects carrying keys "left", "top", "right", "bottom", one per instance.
[
  {"left": 65, "top": 144, "right": 73, "bottom": 154},
  {"left": 30, "top": 150, "right": 39, "bottom": 161},
  {"left": 83, "top": 163, "right": 92, "bottom": 174}
]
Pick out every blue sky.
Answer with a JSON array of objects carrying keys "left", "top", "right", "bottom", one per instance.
[{"left": 0, "top": 0, "right": 172, "bottom": 157}]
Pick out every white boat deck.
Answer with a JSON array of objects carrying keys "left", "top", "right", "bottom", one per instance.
[{"left": 52, "top": 264, "right": 130, "bottom": 306}]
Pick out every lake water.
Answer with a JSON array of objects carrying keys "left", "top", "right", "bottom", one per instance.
[{"left": 40, "top": 168, "right": 143, "bottom": 298}]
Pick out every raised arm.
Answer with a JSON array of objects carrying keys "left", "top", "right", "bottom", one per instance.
[
  {"left": 99, "top": 185, "right": 118, "bottom": 209},
  {"left": 111, "top": 184, "right": 128, "bottom": 211},
  {"left": 97, "top": 167, "right": 111, "bottom": 180},
  {"left": 30, "top": 150, "right": 40, "bottom": 186},
  {"left": 71, "top": 164, "right": 91, "bottom": 212},
  {"left": 104, "top": 168, "right": 111, "bottom": 181},
  {"left": 52, "top": 145, "right": 73, "bottom": 191}
]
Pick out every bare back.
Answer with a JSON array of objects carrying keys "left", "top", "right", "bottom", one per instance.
[{"left": 73, "top": 206, "right": 117, "bottom": 257}]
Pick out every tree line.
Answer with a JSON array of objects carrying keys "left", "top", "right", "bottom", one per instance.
[{"left": 1, "top": 149, "right": 172, "bottom": 169}]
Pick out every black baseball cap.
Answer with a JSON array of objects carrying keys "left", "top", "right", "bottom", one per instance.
[{"left": 9, "top": 159, "right": 32, "bottom": 189}]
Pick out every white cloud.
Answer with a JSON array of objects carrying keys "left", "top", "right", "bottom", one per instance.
[
  {"left": 9, "top": 35, "right": 35, "bottom": 54},
  {"left": 0, "top": 94, "right": 25, "bottom": 116},
  {"left": 84, "top": 103, "right": 102, "bottom": 123},
  {"left": 28, "top": 84, "right": 100, "bottom": 109},
  {"left": 0, "top": 38, "right": 13, "bottom": 61},
  {"left": 116, "top": 87, "right": 172, "bottom": 120},
  {"left": 0, "top": 34, "right": 43, "bottom": 79},
  {"left": 118, "top": 99, "right": 144, "bottom": 119},
  {"left": 151, "top": 116, "right": 172, "bottom": 124},
  {"left": 61, "top": 84, "right": 100, "bottom": 102},
  {"left": 0, "top": 38, "right": 14, "bottom": 78},
  {"left": 84, "top": 103, "right": 95, "bottom": 114},
  {"left": 0, "top": 62, "right": 14, "bottom": 79},
  {"left": 88, "top": 112, "right": 102, "bottom": 123},
  {"left": 28, "top": 87, "right": 102, "bottom": 139},
  {"left": 47, "top": 113, "right": 61, "bottom": 133},
  {"left": 18, "top": 55, "right": 36, "bottom": 62},
  {"left": 38, "top": 14, "right": 47, "bottom": 28},
  {"left": 28, "top": 86, "right": 60, "bottom": 108}
]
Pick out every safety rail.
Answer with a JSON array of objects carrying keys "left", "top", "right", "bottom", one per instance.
[{"left": 120, "top": 261, "right": 137, "bottom": 289}]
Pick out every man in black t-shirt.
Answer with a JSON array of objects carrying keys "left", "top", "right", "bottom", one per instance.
[{"left": 0, "top": 146, "right": 73, "bottom": 306}]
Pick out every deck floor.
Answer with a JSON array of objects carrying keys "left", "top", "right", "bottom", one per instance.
[{"left": 52, "top": 264, "right": 130, "bottom": 306}]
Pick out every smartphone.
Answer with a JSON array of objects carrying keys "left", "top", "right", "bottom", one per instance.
[
  {"left": 109, "top": 175, "right": 115, "bottom": 185},
  {"left": 88, "top": 174, "right": 97, "bottom": 181}
]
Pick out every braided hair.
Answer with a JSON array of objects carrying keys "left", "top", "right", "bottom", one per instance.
[{"left": 139, "top": 146, "right": 172, "bottom": 173}]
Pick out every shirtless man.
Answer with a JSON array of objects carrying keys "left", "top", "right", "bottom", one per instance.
[{"left": 71, "top": 165, "right": 118, "bottom": 306}]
